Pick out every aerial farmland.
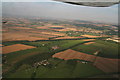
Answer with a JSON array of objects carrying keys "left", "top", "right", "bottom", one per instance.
[
  {"left": 1, "top": 2, "right": 119, "bottom": 79},
  {"left": 2, "top": 17, "right": 119, "bottom": 78}
]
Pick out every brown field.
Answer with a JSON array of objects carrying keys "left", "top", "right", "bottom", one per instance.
[
  {"left": 52, "top": 28, "right": 78, "bottom": 32},
  {"left": 36, "top": 25, "right": 64, "bottom": 30},
  {"left": 54, "top": 36, "right": 83, "bottom": 40},
  {"left": 50, "top": 25, "right": 64, "bottom": 27},
  {"left": 3, "top": 32, "right": 49, "bottom": 41},
  {"left": 62, "top": 28, "right": 77, "bottom": 31},
  {"left": 0, "top": 44, "right": 4, "bottom": 47},
  {"left": 82, "top": 39, "right": 96, "bottom": 41},
  {"left": 84, "top": 42, "right": 95, "bottom": 45},
  {"left": 41, "top": 32, "right": 66, "bottom": 36},
  {"left": 3, "top": 25, "right": 67, "bottom": 41},
  {"left": 12, "top": 27, "right": 31, "bottom": 29},
  {"left": 2, "top": 44, "right": 36, "bottom": 54},
  {"left": 94, "top": 57, "right": 119, "bottom": 73},
  {"left": 81, "top": 35, "right": 101, "bottom": 38},
  {"left": 28, "top": 31, "right": 58, "bottom": 38},
  {"left": 28, "top": 31, "right": 57, "bottom": 37},
  {"left": 0, "top": 29, "right": 8, "bottom": 32},
  {"left": 10, "top": 37, "right": 48, "bottom": 41},
  {"left": 52, "top": 49, "right": 119, "bottom": 73},
  {"left": 52, "top": 49, "right": 96, "bottom": 62},
  {"left": 36, "top": 27, "right": 49, "bottom": 29}
]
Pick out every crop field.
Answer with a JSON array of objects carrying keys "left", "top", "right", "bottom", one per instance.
[
  {"left": 53, "top": 49, "right": 119, "bottom": 73},
  {"left": 94, "top": 57, "right": 119, "bottom": 73},
  {"left": 53, "top": 28, "right": 78, "bottom": 32},
  {"left": 2, "top": 44, "right": 36, "bottom": 54},
  {"left": 22, "top": 40, "right": 85, "bottom": 49},
  {"left": 82, "top": 39, "right": 96, "bottom": 41},
  {"left": 50, "top": 25, "right": 64, "bottom": 28},
  {"left": 52, "top": 49, "right": 96, "bottom": 62},
  {"left": 41, "top": 32, "right": 66, "bottom": 36},
  {"left": 12, "top": 27, "right": 32, "bottom": 30},
  {"left": 2, "top": 17, "right": 119, "bottom": 78},
  {"left": 2, "top": 40, "right": 85, "bottom": 76},
  {"left": 2, "top": 25, "right": 67, "bottom": 42},
  {"left": 54, "top": 36, "right": 83, "bottom": 40},
  {"left": 6, "top": 58, "right": 105, "bottom": 78},
  {"left": 72, "top": 40, "right": 118, "bottom": 58},
  {"left": 36, "top": 26, "right": 49, "bottom": 29},
  {"left": 81, "top": 35, "right": 101, "bottom": 38},
  {"left": 3, "top": 32, "right": 49, "bottom": 41},
  {"left": 2, "top": 38, "right": 119, "bottom": 78}
]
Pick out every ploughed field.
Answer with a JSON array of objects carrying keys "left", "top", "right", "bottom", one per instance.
[
  {"left": 2, "top": 39, "right": 119, "bottom": 78},
  {"left": 2, "top": 44, "right": 36, "bottom": 54}
]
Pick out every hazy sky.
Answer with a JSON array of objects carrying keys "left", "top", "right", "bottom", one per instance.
[
  {"left": 2, "top": 0, "right": 119, "bottom": 2},
  {"left": 2, "top": 0, "right": 53, "bottom": 2},
  {"left": 2, "top": 1, "right": 118, "bottom": 24}
]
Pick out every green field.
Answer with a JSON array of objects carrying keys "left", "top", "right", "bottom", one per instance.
[
  {"left": 72, "top": 40, "right": 118, "bottom": 59},
  {"left": 3, "top": 40, "right": 85, "bottom": 77},
  {"left": 3, "top": 39, "right": 119, "bottom": 78},
  {"left": 3, "top": 40, "right": 85, "bottom": 64},
  {"left": 6, "top": 58, "right": 104, "bottom": 78}
]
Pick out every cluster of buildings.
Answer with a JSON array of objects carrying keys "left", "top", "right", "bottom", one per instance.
[{"left": 33, "top": 60, "right": 50, "bottom": 68}]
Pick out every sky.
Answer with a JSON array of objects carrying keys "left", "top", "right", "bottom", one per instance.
[
  {"left": 2, "top": 0, "right": 54, "bottom": 2},
  {"left": 2, "top": 0, "right": 119, "bottom": 2},
  {"left": 2, "top": 0, "right": 118, "bottom": 24}
]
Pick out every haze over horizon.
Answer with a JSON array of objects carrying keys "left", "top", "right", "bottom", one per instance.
[{"left": 2, "top": 2, "right": 118, "bottom": 24}]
